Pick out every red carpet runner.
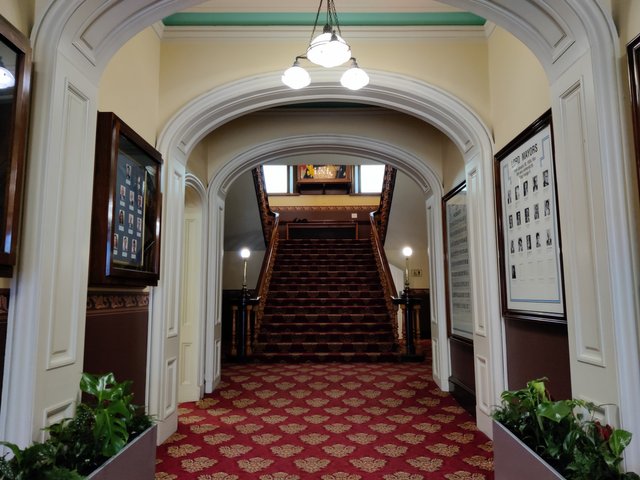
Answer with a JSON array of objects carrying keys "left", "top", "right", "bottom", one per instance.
[{"left": 156, "top": 363, "right": 494, "bottom": 479}]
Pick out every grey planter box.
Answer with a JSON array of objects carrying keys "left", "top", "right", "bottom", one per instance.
[
  {"left": 493, "top": 420, "right": 565, "bottom": 480},
  {"left": 87, "top": 425, "right": 157, "bottom": 480}
]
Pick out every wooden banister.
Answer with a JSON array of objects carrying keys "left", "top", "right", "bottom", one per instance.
[
  {"left": 371, "top": 165, "right": 397, "bottom": 244},
  {"left": 252, "top": 213, "right": 279, "bottom": 349},
  {"left": 252, "top": 167, "right": 278, "bottom": 246},
  {"left": 370, "top": 212, "right": 400, "bottom": 345}
]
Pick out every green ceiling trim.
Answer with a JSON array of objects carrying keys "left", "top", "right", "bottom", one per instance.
[{"left": 162, "top": 12, "right": 486, "bottom": 27}]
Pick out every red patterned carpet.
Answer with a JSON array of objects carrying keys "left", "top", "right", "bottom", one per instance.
[{"left": 155, "top": 363, "right": 494, "bottom": 479}]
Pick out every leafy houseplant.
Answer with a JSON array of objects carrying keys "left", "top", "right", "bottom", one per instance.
[
  {"left": 0, "top": 373, "right": 153, "bottom": 479},
  {"left": 493, "top": 378, "right": 639, "bottom": 480}
]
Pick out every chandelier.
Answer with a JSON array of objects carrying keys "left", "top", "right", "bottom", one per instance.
[{"left": 281, "top": 0, "right": 369, "bottom": 91}]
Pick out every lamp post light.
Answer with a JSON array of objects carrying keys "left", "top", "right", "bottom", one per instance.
[
  {"left": 402, "top": 246, "right": 413, "bottom": 292},
  {"left": 240, "top": 248, "right": 251, "bottom": 289},
  {"left": 401, "top": 246, "right": 415, "bottom": 356},
  {"left": 238, "top": 248, "right": 251, "bottom": 359}
]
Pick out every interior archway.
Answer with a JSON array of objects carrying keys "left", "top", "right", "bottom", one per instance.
[
  {"left": 4, "top": 2, "right": 638, "bottom": 469},
  {"left": 201, "top": 131, "right": 449, "bottom": 388}
]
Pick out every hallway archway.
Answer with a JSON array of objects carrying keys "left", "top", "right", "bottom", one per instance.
[
  {"left": 158, "top": 74, "right": 497, "bottom": 439},
  {"left": 4, "top": 2, "right": 637, "bottom": 471}
]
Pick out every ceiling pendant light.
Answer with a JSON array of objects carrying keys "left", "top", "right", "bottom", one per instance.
[
  {"left": 282, "top": 0, "right": 368, "bottom": 90},
  {"left": 340, "top": 59, "right": 369, "bottom": 90},
  {"left": 282, "top": 60, "right": 311, "bottom": 89}
]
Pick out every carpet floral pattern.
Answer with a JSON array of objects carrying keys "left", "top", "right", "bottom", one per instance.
[{"left": 156, "top": 363, "right": 493, "bottom": 479}]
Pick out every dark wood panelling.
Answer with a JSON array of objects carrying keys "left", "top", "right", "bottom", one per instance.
[
  {"left": 85, "top": 291, "right": 149, "bottom": 404},
  {"left": 504, "top": 317, "right": 571, "bottom": 400},
  {"left": 273, "top": 206, "right": 377, "bottom": 239},
  {"left": 449, "top": 336, "right": 475, "bottom": 416},
  {"left": 0, "top": 289, "right": 8, "bottom": 408},
  {"left": 409, "top": 288, "right": 430, "bottom": 339}
]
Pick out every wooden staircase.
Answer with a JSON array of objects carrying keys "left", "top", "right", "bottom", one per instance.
[{"left": 253, "top": 237, "right": 400, "bottom": 362}]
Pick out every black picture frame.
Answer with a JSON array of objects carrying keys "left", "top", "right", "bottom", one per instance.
[
  {"left": 0, "top": 15, "right": 32, "bottom": 276},
  {"left": 494, "top": 110, "right": 566, "bottom": 322},
  {"left": 442, "top": 181, "right": 473, "bottom": 340},
  {"left": 627, "top": 34, "right": 640, "bottom": 202},
  {"left": 89, "top": 112, "right": 162, "bottom": 287}
]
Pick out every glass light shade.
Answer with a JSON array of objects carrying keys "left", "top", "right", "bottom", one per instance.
[
  {"left": 340, "top": 66, "right": 369, "bottom": 90},
  {"left": 402, "top": 246, "right": 413, "bottom": 257},
  {"left": 281, "top": 65, "right": 311, "bottom": 89},
  {"left": 240, "top": 248, "right": 251, "bottom": 259},
  {"left": 307, "top": 32, "right": 351, "bottom": 68},
  {"left": 0, "top": 67, "right": 14, "bottom": 89}
]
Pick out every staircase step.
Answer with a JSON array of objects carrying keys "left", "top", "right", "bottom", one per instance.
[
  {"left": 251, "top": 352, "right": 402, "bottom": 363},
  {"left": 259, "top": 322, "right": 393, "bottom": 333},
  {"left": 261, "top": 313, "right": 390, "bottom": 323},
  {"left": 267, "top": 290, "right": 384, "bottom": 299},
  {"left": 263, "top": 306, "right": 388, "bottom": 316},
  {"left": 256, "top": 341, "right": 397, "bottom": 354},
  {"left": 268, "top": 282, "right": 382, "bottom": 290},
  {"left": 271, "top": 271, "right": 379, "bottom": 279},
  {"left": 258, "top": 332, "right": 393, "bottom": 343},
  {"left": 265, "top": 298, "right": 387, "bottom": 307}
]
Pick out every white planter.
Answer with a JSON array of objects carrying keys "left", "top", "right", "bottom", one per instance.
[
  {"left": 493, "top": 420, "right": 565, "bottom": 480},
  {"left": 87, "top": 425, "right": 157, "bottom": 480}
]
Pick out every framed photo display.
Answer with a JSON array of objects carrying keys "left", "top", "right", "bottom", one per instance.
[
  {"left": 443, "top": 182, "right": 473, "bottom": 340},
  {"left": 89, "top": 112, "right": 162, "bottom": 286},
  {"left": 494, "top": 110, "right": 566, "bottom": 321},
  {"left": 0, "top": 15, "right": 32, "bottom": 276}
]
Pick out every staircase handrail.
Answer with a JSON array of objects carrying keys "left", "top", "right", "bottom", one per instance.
[
  {"left": 370, "top": 212, "right": 400, "bottom": 346},
  {"left": 252, "top": 212, "right": 279, "bottom": 350},
  {"left": 370, "top": 212, "right": 399, "bottom": 301},
  {"left": 252, "top": 166, "right": 278, "bottom": 246},
  {"left": 371, "top": 166, "right": 397, "bottom": 244}
]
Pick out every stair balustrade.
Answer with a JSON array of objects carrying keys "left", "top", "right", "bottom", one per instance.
[{"left": 369, "top": 212, "right": 401, "bottom": 348}]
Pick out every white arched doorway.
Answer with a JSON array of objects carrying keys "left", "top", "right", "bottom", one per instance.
[
  {"left": 158, "top": 75, "right": 498, "bottom": 440},
  {"left": 178, "top": 174, "right": 208, "bottom": 403},
  {"left": 2, "top": 1, "right": 637, "bottom": 470},
  {"left": 203, "top": 133, "right": 447, "bottom": 380}
]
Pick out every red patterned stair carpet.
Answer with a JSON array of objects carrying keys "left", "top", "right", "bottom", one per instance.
[
  {"left": 155, "top": 362, "right": 494, "bottom": 479},
  {"left": 253, "top": 238, "right": 401, "bottom": 362}
]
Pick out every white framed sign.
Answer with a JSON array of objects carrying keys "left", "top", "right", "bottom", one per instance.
[
  {"left": 443, "top": 182, "right": 473, "bottom": 339},
  {"left": 495, "top": 111, "right": 565, "bottom": 320}
]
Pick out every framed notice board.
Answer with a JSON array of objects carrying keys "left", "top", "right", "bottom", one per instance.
[
  {"left": 89, "top": 112, "right": 162, "bottom": 286},
  {"left": 494, "top": 110, "right": 566, "bottom": 322},
  {"left": 0, "top": 15, "right": 31, "bottom": 276},
  {"left": 443, "top": 182, "right": 473, "bottom": 340}
]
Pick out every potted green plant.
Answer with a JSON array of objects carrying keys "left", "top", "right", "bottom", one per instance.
[
  {"left": 492, "top": 378, "right": 639, "bottom": 480},
  {"left": 0, "top": 373, "right": 156, "bottom": 479}
]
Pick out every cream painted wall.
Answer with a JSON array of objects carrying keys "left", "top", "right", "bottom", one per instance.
[
  {"left": 487, "top": 26, "right": 550, "bottom": 151},
  {"left": 186, "top": 140, "right": 209, "bottom": 186},
  {"left": 613, "top": 0, "right": 640, "bottom": 44},
  {"left": 202, "top": 109, "right": 447, "bottom": 182},
  {"left": 270, "top": 195, "right": 379, "bottom": 207},
  {"left": 0, "top": 0, "right": 33, "bottom": 36},
  {"left": 442, "top": 138, "right": 466, "bottom": 193},
  {"left": 385, "top": 172, "right": 430, "bottom": 289},
  {"left": 98, "top": 27, "right": 161, "bottom": 145},
  {"left": 159, "top": 35, "right": 490, "bottom": 129}
]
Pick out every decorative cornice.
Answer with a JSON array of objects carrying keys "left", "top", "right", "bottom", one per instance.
[
  {"left": 86, "top": 291, "right": 150, "bottom": 311},
  {"left": 161, "top": 25, "right": 488, "bottom": 40}
]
